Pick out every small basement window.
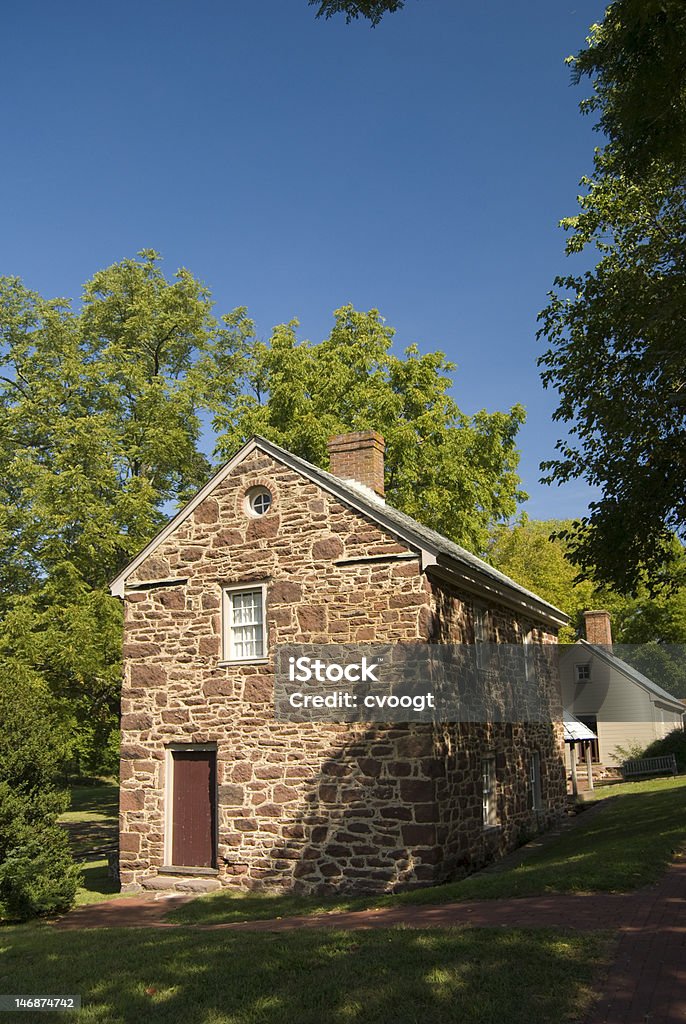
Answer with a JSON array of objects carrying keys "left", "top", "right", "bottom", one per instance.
[{"left": 245, "top": 486, "right": 272, "bottom": 517}]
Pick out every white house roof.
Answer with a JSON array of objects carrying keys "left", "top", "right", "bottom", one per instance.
[
  {"left": 578, "top": 640, "right": 685, "bottom": 715},
  {"left": 563, "top": 709, "right": 597, "bottom": 742},
  {"left": 109, "top": 435, "right": 569, "bottom": 627}
]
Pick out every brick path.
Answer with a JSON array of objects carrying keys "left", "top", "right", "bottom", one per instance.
[{"left": 56, "top": 855, "right": 686, "bottom": 1023}]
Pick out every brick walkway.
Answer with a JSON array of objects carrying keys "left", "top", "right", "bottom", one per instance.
[{"left": 56, "top": 855, "right": 686, "bottom": 1023}]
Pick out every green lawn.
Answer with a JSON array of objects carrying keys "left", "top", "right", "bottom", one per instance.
[
  {"left": 170, "top": 775, "right": 686, "bottom": 925},
  {"left": 59, "top": 781, "right": 121, "bottom": 906},
  {"left": 0, "top": 924, "right": 607, "bottom": 1024}
]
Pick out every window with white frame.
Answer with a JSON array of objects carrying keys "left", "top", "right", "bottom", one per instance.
[
  {"left": 222, "top": 584, "right": 267, "bottom": 661},
  {"left": 244, "top": 486, "right": 272, "bottom": 517},
  {"left": 529, "top": 751, "right": 542, "bottom": 811},
  {"left": 523, "top": 628, "right": 536, "bottom": 681},
  {"left": 474, "top": 606, "right": 487, "bottom": 671},
  {"left": 575, "top": 663, "right": 591, "bottom": 682},
  {"left": 482, "top": 757, "right": 498, "bottom": 827}
]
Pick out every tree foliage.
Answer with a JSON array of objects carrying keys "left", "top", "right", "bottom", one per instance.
[
  {"left": 538, "top": 3, "right": 686, "bottom": 595},
  {"left": 1, "top": 259, "right": 528, "bottom": 770},
  {"left": 211, "top": 305, "right": 527, "bottom": 555},
  {"left": 0, "top": 251, "right": 240, "bottom": 771},
  {"left": 570, "top": 0, "right": 686, "bottom": 176},
  {"left": 309, "top": 0, "right": 405, "bottom": 26},
  {"left": 0, "top": 674, "right": 81, "bottom": 920},
  {"left": 488, "top": 517, "right": 686, "bottom": 694}
]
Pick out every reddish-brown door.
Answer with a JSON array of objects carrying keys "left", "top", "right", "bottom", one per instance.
[{"left": 171, "top": 750, "right": 217, "bottom": 868}]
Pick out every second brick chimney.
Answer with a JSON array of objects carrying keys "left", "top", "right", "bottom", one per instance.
[
  {"left": 327, "top": 430, "right": 385, "bottom": 498},
  {"left": 584, "top": 609, "right": 612, "bottom": 647}
]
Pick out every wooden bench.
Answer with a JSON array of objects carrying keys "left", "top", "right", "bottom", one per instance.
[{"left": 620, "top": 754, "right": 678, "bottom": 780}]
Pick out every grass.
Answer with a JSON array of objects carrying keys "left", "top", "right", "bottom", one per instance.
[
  {"left": 0, "top": 924, "right": 608, "bottom": 1024},
  {"left": 58, "top": 780, "right": 121, "bottom": 906},
  {"left": 170, "top": 775, "right": 686, "bottom": 926}
]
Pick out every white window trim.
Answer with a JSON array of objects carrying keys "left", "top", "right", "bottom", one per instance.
[
  {"left": 482, "top": 756, "right": 499, "bottom": 828},
  {"left": 221, "top": 582, "right": 268, "bottom": 663},
  {"left": 523, "top": 628, "right": 536, "bottom": 681},
  {"left": 474, "top": 606, "right": 487, "bottom": 671}
]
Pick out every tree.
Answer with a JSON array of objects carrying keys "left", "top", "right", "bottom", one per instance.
[
  {"left": 0, "top": 672, "right": 81, "bottom": 920},
  {"left": 309, "top": 0, "right": 405, "bottom": 25},
  {"left": 0, "top": 252, "right": 241, "bottom": 771},
  {"left": 0, "top": 251, "right": 233, "bottom": 595},
  {"left": 487, "top": 518, "right": 600, "bottom": 641},
  {"left": 570, "top": 0, "right": 686, "bottom": 176},
  {"left": 210, "top": 305, "right": 527, "bottom": 555},
  {"left": 538, "top": 2, "right": 686, "bottom": 595},
  {"left": 488, "top": 517, "right": 686, "bottom": 694}
]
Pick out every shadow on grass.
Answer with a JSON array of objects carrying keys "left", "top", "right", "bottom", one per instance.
[
  {"left": 57, "top": 782, "right": 120, "bottom": 905},
  {"left": 171, "top": 777, "right": 686, "bottom": 925},
  {"left": 0, "top": 925, "right": 606, "bottom": 1024},
  {"left": 64, "top": 783, "right": 119, "bottom": 817}
]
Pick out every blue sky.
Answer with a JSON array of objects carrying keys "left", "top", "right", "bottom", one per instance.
[{"left": 3, "top": 0, "right": 606, "bottom": 521}]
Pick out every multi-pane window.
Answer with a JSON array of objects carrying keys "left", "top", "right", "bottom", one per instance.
[
  {"left": 474, "top": 606, "right": 487, "bottom": 671},
  {"left": 575, "top": 663, "right": 591, "bottom": 682},
  {"left": 529, "top": 751, "right": 542, "bottom": 811},
  {"left": 482, "top": 757, "right": 498, "bottom": 827},
  {"left": 247, "top": 487, "right": 272, "bottom": 516},
  {"left": 223, "top": 586, "right": 266, "bottom": 661}
]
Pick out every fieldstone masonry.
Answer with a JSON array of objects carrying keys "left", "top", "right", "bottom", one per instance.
[{"left": 118, "top": 445, "right": 567, "bottom": 895}]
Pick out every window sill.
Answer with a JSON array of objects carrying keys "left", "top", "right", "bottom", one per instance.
[
  {"left": 217, "top": 659, "right": 269, "bottom": 667},
  {"left": 483, "top": 824, "right": 502, "bottom": 833},
  {"left": 159, "top": 866, "right": 219, "bottom": 876}
]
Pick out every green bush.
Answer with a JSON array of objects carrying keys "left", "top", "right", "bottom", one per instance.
[
  {"left": 0, "top": 674, "right": 82, "bottom": 921},
  {"left": 642, "top": 728, "right": 686, "bottom": 773}
]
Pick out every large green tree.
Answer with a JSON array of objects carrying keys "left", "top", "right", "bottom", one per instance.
[
  {"left": 211, "top": 304, "right": 527, "bottom": 555},
  {"left": 570, "top": 0, "right": 686, "bottom": 177},
  {"left": 1, "top": 262, "right": 527, "bottom": 770},
  {"left": 0, "top": 251, "right": 239, "bottom": 770},
  {"left": 538, "top": 2, "right": 686, "bottom": 595}
]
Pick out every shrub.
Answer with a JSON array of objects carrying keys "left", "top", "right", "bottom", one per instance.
[
  {"left": 0, "top": 673, "right": 82, "bottom": 921},
  {"left": 642, "top": 728, "right": 686, "bottom": 773}
]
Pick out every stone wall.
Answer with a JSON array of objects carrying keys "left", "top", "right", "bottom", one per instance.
[{"left": 119, "top": 449, "right": 567, "bottom": 894}]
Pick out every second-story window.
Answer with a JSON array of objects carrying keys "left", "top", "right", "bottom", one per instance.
[
  {"left": 474, "top": 606, "right": 487, "bottom": 670},
  {"left": 222, "top": 584, "right": 267, "bottom": 661}
]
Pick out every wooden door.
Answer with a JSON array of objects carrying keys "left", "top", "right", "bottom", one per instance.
[{"left": 171, "top": 750, "right": 216, "bottom": 868}]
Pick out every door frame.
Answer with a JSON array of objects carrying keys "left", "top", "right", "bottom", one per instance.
[{"left": 164, "top": 742, "right": 218, "bottom": 868}]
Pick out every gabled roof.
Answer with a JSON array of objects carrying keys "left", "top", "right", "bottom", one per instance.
[
  {"left": 577, "top": 639, "right": 685, "bottom": 714},
  {"left": 110, "top": 436, "right": 568, "bottom": 627}
]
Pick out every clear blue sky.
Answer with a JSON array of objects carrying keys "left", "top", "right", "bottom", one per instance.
[{"left": 3, "top": 0, "right": 606, "bottom": 521}]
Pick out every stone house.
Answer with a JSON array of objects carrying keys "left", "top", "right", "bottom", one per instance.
[
  {"left": 110, "top": 431, "right": 569, "bottom": 895},
  {"left": 561, "top": 610, "right": 685, "bottom": 767}
]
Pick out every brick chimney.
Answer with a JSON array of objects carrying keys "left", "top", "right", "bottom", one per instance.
[
  {"left": 327, "top": 431, "right": 385, "bottom": 498},
  {"left": 584, "top": 610, "right": 612, "bottom": 647}
]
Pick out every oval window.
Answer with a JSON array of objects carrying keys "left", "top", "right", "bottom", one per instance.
[{"left": 246, "top": 486, "right": 272, "bottom": 517}]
